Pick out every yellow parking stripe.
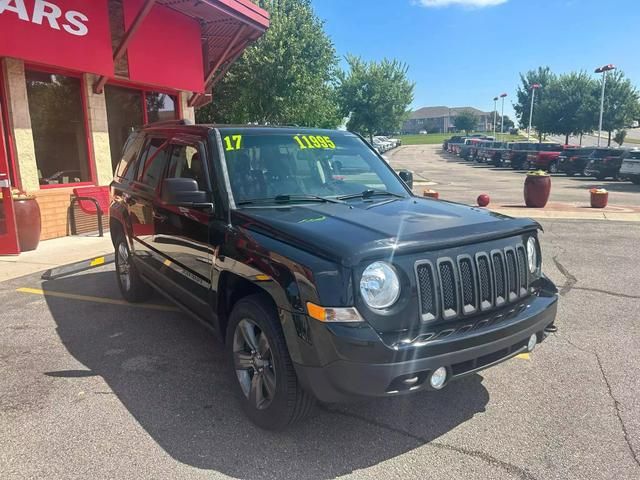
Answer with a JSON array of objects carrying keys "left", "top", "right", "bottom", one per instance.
[
  {"left": 515, "top": 353, "right": 530, "bottom": 360},
  {"left": 89, "top": 256, "right": 106, "bottom": 267},
  {"left": 16, "top": 288, "right": 179, "bottom": 312}
]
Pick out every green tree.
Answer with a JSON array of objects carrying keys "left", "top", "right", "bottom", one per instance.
[
  {"left": 613, "top": 129, "right": 627, "bottom": 146},
  {"left": 599, "top": 70, "right": 640, "bottom": 146},
  {"left": 499, "top": 115, "right": 515, "bottom": 131},
  {"left": 453, "top": 109, "right": 477, "bottom": 133},
  {"left": 513, "top": 67, "right": 556, "bottom": 140},
  {"left": 338, "top": 55, "right": 414, "bottom": 141},
  {"left": 535, "top": 72, "right": 599, "bottom": 144},
  {"left": 196, "top": 0, "right": 341, "bottom": 128}
]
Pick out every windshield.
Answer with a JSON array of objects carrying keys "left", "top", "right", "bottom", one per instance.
[{"left": 219, "top": 130, "right": 408, "bottom": 205}]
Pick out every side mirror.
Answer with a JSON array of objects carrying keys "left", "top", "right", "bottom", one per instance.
[
  {"left": 161, "top": 178, "right": 210, "bottom": 207},
  {"left": 397, "top": 169, "right": 414, "bottom": 190}
]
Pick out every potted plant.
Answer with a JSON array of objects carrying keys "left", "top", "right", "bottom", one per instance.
[
  {"left": 0, "top": 188, "right": 41, "bottom": 251},
  {"left": 590, "top": 188, "right": 608, "bottom": 208},
  {"left": 524, "top": 170, "right": 551, "bottom": 208}
]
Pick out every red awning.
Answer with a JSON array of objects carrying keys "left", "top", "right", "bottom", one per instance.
[
  {"left": 159, "top": 0, "right": 269, "bottom": 104},
  {"left": 95, "top": 0, "right": 269, "bottom": 101}
]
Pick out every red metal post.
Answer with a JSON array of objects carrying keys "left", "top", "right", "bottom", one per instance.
[
  {"left": 189, "top": 25, "right": 247, "bottom": 107},
  {"left": 94, "top": 0, "right": 158, "bottom": 94}
]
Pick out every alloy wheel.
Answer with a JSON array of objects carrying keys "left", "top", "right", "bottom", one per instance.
[
  {"left": 117, "top": 242, "right": 131, "bottom": 292},
  {"left": 233, "top": 318, "right": 276, "bottom": 410}
]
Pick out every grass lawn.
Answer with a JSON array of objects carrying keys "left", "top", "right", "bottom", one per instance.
[{"left": 399, "top": 133, "right": 526, "bottom": 145}]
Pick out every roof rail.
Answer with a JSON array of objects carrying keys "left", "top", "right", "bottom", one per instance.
[{"left": 143, "top": 118, "right": 194, "bottom": 128}]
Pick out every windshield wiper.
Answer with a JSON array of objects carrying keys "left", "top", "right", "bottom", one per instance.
[
  {"left": 237, "top": 194, "right": 346, "bottom": 206},
  {"left": 337, "top": 189, "right": 406, "bottom": 201}
]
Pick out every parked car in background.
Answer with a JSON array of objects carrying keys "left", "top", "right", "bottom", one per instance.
[
  {"left": 619, "top": 149, "right": 640, "bottom": 184},
  {"left": 377, "top": 135, "right": 401, "bottom": 148},
  {"left": 472, "top": 140, "right": 493, "bottom": 162},
  {"left": 443, "top": 135, "right": 465, "bottom": 152},
  {"left": 506, "top": 142, "right": 539, "bottom": 169},
  {"left": 557, "top": 147, "right": 596, "bottom": 176},
  {"left": 485, "top": 142, "right": 511, "bottom": 166},
  {"left": 584, "top": 148, "right": 627, "bottom": 180},
  {"left": 371, "top": 137, "right": 388, "bottom": 153},
  {"left": 459, "top": 138, "right": 486, "bottom": 160},
  {"left": 526, "top": 143, "right": 570, "bottom": 173}
]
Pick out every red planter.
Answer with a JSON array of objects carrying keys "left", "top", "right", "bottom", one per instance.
[
  {"left": 423, "top": 189, "right": 439, "bottom": 199},
  {"left": 590, "top": 191, "right": 608, "bottom": 208},
  {"left": 524, "top": 175, "right": 551, "bottom": 208},
  {"left": 14, "top": 198, "right": 41, "bottom": 252}
]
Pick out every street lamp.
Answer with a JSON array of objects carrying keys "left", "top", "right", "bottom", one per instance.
[
  {"left": 499, "top": 93, "right": 507, "bottom": 141},
  {"left": 595, "top": 64, "right": 616, "bottom": 146},
  {"left": 527, "top": 84, "right": 541, "bottom": 141},
  {"left": 493, "top": 96, "right": 498, "bottom": 139}
]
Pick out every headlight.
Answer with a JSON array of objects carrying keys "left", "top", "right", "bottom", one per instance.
[
  {"left": 527, "top": 237, "right": 539, "bottom": 273},
  {"left": 360, "top": 261, "right": 400, "bottom": 309}
]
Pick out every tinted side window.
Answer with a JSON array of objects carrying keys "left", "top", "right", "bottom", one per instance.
[
  {"left": 166, "top": 143, "right": 208, "bottom": 191},
  {"left": 137, "top": 137, "right": 170, "bottom": 189},
  {"left": 115, "top": 132, "right": 144, "bottom": 182}
]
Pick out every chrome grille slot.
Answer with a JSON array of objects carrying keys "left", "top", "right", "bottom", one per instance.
[
  {"left": 458, "top": 256, "right": 477, "bottom": 314},
  {"left": 505, "top": 248, "right": 519, "bottom": 302},
  {"left": 516, "top": 245, "right": 528, "bottom": 296},
  {"left": 492, "top": 251, "right": 507, "bottom": 306},
  {"left": 438, "top": 259, "right": 458, "bottom": 319},
  {"left": 476, "top": 253, "right": 493, "bottom": 310},
  {"left": 415, "top": 261, "right": 437, "bottom": 322}
]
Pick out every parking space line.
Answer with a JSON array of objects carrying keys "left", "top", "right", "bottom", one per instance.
[
  {"left": 515, "top": 353, "right": 530, "bottom": 360},
  {"left": 16, "top": 288, "right": 180, "bottom": 312}
]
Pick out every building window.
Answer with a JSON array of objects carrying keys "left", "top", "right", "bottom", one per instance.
[
  {"left": 105, "top": 86, "right": 178, "bottom": 171},
  {"left": 25, "top": 70, "right": 90, "bottom": 186},
  {"left": 105, "top": 85, "right": 144, "bottom": 170},
  {"left": 146, "top": 92, "right": 177, "bottom": 124}
]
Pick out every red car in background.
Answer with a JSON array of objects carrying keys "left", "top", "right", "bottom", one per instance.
[{"left": 526, "top": 144, "right": 579, "bottom": 173}]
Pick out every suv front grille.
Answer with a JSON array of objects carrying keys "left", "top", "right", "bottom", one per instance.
[{"left": 416, "top": 244, "right": 528, "bottom": 323}]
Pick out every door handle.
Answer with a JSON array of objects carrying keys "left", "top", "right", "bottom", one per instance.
[{"left": 153, "top": 212, "right": 167, "bottom": 222}]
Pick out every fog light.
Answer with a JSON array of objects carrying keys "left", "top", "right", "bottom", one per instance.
[
  {"left": 430, "top": 367, "right": 447, "bottom": 389},
  {"left": 527, "top": 333, "right": 538, "bottom": 352}
]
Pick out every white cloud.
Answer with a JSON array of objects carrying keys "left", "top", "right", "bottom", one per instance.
[{"left": 414, "top": 0, "right": 508, "bottom": 8}]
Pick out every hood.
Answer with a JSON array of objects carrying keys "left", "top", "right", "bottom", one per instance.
[{"left": 233, "top": 197, "right": 539, "bottom": 266}]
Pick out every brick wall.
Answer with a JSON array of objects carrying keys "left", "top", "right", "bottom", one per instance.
[{"left": 30, "top": 188, "right": 74, "bottom": 240}]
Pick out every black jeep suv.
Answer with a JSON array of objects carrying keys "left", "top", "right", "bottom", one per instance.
[{"left": 110, "top": 121, "right": 558, "bottom": 430}]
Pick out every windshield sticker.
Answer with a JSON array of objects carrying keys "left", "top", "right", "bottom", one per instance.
[
  {"left": 293, "top": 135, "right": 336, "bottom": 150},
  {"left": 223, "top": 135, "right": 243, "bottom": 151}
]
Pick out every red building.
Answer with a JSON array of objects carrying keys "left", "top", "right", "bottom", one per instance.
[{"left": 0, "top": 0, "right": 268, "bottom": 254}]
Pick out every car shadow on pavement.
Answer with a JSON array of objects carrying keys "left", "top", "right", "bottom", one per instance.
[
  {"left": 561, "top": 178, "right": 640, "bottom": 193},
  {"left": 42, "top": 270, "right": 490, "bottom": 480}
]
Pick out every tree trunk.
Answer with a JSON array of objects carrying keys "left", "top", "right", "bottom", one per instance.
[
  {"left": 565, "top": 133, "right": 569, "bottom": 145},
  {"left": 369, "top": 133, "right": 373, "bottom": 143},
  {"left": 607, "top": 131, "right": 612, "bottom": 146}
]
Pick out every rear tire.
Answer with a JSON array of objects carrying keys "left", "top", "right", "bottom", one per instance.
[
  {"left": 114, "top": 236, "right": 152, "bottom": 303},
  {"left": 227, "top": 294, "right": 314, "bottom": 430}
]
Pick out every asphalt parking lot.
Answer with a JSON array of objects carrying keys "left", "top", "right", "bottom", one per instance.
[
  {"left": 1, "top": 153, "right": 640, "bottom": 479},
  {"left": 387, "top": 145, "right": 640, "bottom": 209}
]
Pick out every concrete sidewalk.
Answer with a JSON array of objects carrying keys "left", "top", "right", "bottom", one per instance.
[{"left": 0, "top": 235, "right": 114, "bottom": 282}]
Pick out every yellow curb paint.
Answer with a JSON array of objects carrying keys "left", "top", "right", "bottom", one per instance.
[
  {"left": 89, "top": 257, "right": 106, "bottom": 267},
  {"left": 515, "top": 353, "right": 530, "bottom": 360},
  {"left": 163, "top": 259, "right": 172, "bottom": 266},
  {"left": 16, "top": 288, "right": 179, "bottom": 312}
]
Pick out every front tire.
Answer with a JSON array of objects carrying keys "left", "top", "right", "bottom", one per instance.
[
  {"left": 549, "top": 161, "right": 558, "bottom": 174},
  {"left": 227, "top": 294, "right": 314, "bottom": 430},
  {"left": 114, "top": 236, "right": 152, "bottom": 303}
]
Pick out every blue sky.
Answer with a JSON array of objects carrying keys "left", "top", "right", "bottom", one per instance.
[{"left": 312, "top": 0, "right": 640, "bottom": 119}]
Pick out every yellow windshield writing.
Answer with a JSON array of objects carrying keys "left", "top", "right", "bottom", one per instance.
[
  {"left": 223, "top": 135, "right": 243, "bottom": 151},
  {"left": 293, "top": 135, "right": 336, "bottom": 150}
]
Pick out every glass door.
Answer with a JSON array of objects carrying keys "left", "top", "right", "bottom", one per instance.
[{"left": 0, "top": 75, "right": 20, "bottom": 255}]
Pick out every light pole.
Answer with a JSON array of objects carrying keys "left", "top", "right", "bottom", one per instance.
[
  {"left": 499, "top": 93, "right": 507, "bottom": 141},
  {"left": 527, "top": 84, "right": 541, "bottom": 141},
  {"left": 492, "top": 96, "right": 498, "bottom": 139},
  {"left": 595, "top": 64, "right": 616, "bottom": 146}
]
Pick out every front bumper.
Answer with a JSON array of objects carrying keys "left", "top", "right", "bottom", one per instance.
[{"left": 292, "top": 281, "right": 558, "bottom": 403}]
